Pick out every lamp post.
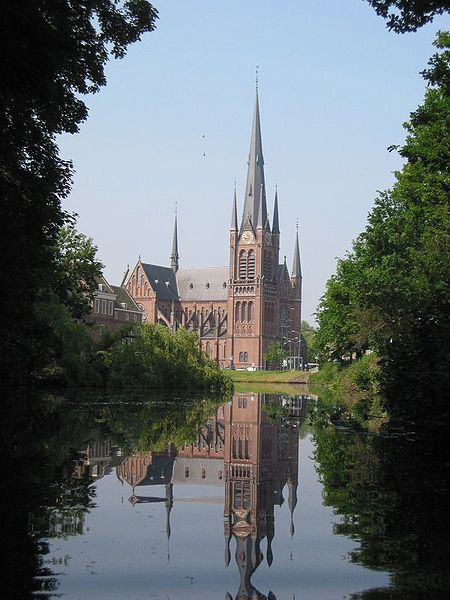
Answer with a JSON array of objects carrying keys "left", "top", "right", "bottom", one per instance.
[{"left": 291, "top": 330, "right": 302, "bottom": 370}]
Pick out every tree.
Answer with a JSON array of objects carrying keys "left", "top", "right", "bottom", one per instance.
[
  {"left": 364, "top": 1, "right": 449, "bottom": 32},
  {"left": 264, "top": 342, "right": 288, "bottom": 369},
  {"left": 315, "top": 32, "right": 450, "bottom": 409},
  {"left": 55, "top": 225, "right": 104, "bottom": 320},
  {"left": 301, "top": 320, "right": 319, "bottom": 362},
  {"left": 0, "top": 1, "right": 158, "bottom": 383}
]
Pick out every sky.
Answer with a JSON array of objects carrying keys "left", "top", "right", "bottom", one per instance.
[{"left": 58, "top": 0, "right": 448, "bottom": 322}]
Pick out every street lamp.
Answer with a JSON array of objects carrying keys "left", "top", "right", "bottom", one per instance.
[{"left": 291, "top": 330, "right": 302, "bottom": 370}]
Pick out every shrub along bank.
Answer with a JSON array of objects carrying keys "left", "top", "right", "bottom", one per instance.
[
  {"left": 37, "top": 321, "right": 232, "bottom": 395},
  {"left": 310, "top": 353, "right": 384, "bottom": 423}
]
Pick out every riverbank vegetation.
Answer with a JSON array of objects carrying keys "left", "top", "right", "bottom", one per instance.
[
  {"left": 37, "top": 320, "right": 231, "bottom": 394},
  {"left": 313, "top": 32, "right": 450, "bottom": 420}
]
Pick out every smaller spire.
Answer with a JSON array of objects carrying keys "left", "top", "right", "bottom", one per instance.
[
  {"left": 170, "top": 205, "right": 179, "bottom": 273},
  {"left": 120, "top": 264, "right": 130, "bottom": 287},
  {"left": 231, "top": 184, "right": 238, "bottom": 230},
  {"left": 292, "top": 220, "right": 302, "bottom": 279},
  {"left": 272, "top": 187, "right": 280, "bottom": 234}
]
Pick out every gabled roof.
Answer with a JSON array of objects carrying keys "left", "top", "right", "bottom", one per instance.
[
  {"left": 176, "top": 267, "right": 228, "bottom": 302},
  {"left": 95, "top": 275, "right": 114, "bottom": 295},
  {"left": 141, "top": 263, "right": 179, "bottom": 301},
  {"left": 111, "top": 286, "right": 142, "bottom": 312}
]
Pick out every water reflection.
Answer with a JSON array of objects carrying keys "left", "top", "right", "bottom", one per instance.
[
  {"left": 222, "top": 394, "right": 303, "bottom": 600},
  {"left": 6, "top": 390, "right": 449, "bottom": 599},
  {"left": 111, "top": 393, "right": 306, "bottom": 599}
]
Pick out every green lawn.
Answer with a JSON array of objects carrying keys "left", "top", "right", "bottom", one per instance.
[{"left": 225, "top": 369, "right": 309, "bottom": 384}]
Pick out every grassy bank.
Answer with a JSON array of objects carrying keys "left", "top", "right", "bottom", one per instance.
[{"left": 227, "top": 369, "right": 310, "bottom": 385}]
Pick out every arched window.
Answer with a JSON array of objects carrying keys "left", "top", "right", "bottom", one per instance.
[
  {"left": 247, "top": 250, "right": 255, "bottom": 279},
  {"left": 223, "top": 341, "right": 227, "bottom": 358},
  {"left": 136, "top": 266, "right": 141, "bottom": 281},
  {"left": 242, "top": 301, "right": 247, "bottom": 322},
  {"left": 248, "top": 301, "right": 253, "bottom": 322},
  {"left": 239, "top": 251, "right": 247, "bottom": 279},
  {"left": 244, "top": 352, "right": 248, "bottom": 362},
  {"left": 239, "top": 351, "right": 244, "bottom": 362},
  {"left": 206, "top": 341, "right": 210, "bottom": 356},
  {"left": 235, "top": 301, "right": 241, "bottom": 322}
]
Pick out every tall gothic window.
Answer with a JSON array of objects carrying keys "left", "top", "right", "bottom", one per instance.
[
  {"left": 239, "top": 251, "right": 247, "bottom": 278},
  {"left": 247, "top": 250, "right": 255, "bottom": 279},
  {"left": 241, "top": 301, "right": 247, "bottom": 322},
  {"left": 248, "top": 301, "right": 253, "bottom": 322},
  {"left": 235, "top": 302, "right": 241, "bottom": 322}
]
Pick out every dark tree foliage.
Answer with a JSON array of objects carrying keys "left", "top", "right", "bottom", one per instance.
[
  {"left": 365, "top": 0, "right": 449, "bottom": 32},
  {"left": 0, "top": 1, "right": 158, "bottom": 383},
  {"left": 316, "top": 32, "right": 450, "bottom": 412}
]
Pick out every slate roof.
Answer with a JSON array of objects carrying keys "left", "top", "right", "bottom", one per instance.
[
  {"left": 111, "top": 286, "right": 142, "bottom": 312},
  {"left": 176, "top": 267, "right": 229, "bottom": 302},
  {"left": 172, "top": 457, "right": 224, "bottom": 485},
  {"left": 141, "top": 263, "right": 179, "bottom": 301}
]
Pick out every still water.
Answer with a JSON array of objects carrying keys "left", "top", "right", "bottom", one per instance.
[{"left": 4, "top": 391, "right": 450, "bottom": 599}]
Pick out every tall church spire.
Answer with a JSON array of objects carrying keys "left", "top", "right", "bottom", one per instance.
[
  {"left": 272, "top": 186, "right": 280, "bottom": 234},
  {"left": 231, "top": 184, "right": 238, "bottom": 230},
  {"left": 170, "top": 207, "right": 179, "bottom": 273},
  {"left": 292, "top": 221, "right": 302, "bottom": 279},
  {"left": 240, "top": 89, "right": 267, "bottom": 231}
]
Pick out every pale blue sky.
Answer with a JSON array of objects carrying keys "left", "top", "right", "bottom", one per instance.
[{"left": 59, "top": 0, "right": 447, "bottom": 321}]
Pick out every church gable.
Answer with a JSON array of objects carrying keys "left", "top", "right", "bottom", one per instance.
[{"left": 126, "top": 261, "right": 179, "bottom": 302}]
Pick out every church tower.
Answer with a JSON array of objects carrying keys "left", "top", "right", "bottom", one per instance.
[{"left": 227, "top": 90, "right": 281, "bottom": 369}]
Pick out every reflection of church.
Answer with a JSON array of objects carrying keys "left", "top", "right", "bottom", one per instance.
[
  {"left": 115, "top": 393, "right": 306, "bottom": 599},
  {"left": 223, "top": 394, "right": 301, "bottom": 600}
]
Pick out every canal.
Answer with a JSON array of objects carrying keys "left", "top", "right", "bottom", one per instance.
[{"left": 3, "top": 389, "right": 450, "bottom": 599}]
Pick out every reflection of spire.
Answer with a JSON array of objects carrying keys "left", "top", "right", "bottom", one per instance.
[
  {"left": 223, "top": 393, "right": 302, "bottom": 600},
  {"left": 165, "top": 482, "right": 173, "bottom": 563},
  {"left": 267, "top": 535, "right": 274, "bottom": 567},
  {"left": 224, "top": 518, "right": 232, "bottom": 566},
  {"left": 288, "top": 477, "right": 298, "bottom": 538}
]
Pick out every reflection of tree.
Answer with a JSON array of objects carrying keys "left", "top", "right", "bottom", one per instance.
[
  {"left": 1, "top": 393, "right": 98, "bottom": 599},
  {"left": 2, "top": 391, "right": 226, "bottom": 598},
  {"left": 314, "top": 421, "right": 450, "bottom": 598}
]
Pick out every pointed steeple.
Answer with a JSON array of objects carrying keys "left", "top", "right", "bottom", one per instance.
[
  {"left": 292, "top": 221, "right": 302, "bottom": 279},
  {"left": 240, "top": 89, "right": 267, "bottom": 232},
  {"left": 231, "top": 184, "right": 238, "bottom": 231},
  {"left": 272, "top": 187, "right": 280, "bottom": 234},
  {"left": 120, "top": 264, "right": 130, "bottom": 287},
  {"left": 170, "top": 207, "right": 179, "bottom": 273}
]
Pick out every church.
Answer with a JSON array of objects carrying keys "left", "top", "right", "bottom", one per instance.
[{"left": 124, "top": 90, "right": 302, "bottom": 369}]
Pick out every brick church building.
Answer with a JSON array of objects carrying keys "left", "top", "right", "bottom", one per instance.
[{"left": 124, "top": 90, "right": 302, "bottom": 369}]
